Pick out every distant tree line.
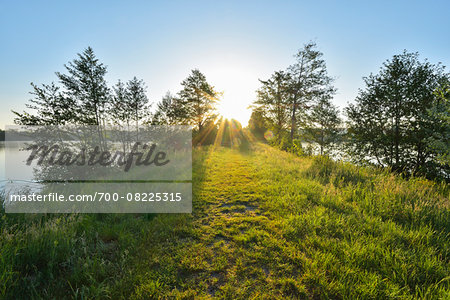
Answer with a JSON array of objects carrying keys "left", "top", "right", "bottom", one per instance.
[
  {"left": 13, "top": 47, "right": 221, "bottom": 145},
  {"left": 249, "top": 42, "right": 449, "bottom": 180}
]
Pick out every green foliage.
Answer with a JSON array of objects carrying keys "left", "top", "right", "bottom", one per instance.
[
  {"left": 110, "top": 80, "right": 129, "bottom": 124},
  {"left": 346, "top": 50, "right": 449, "bottom": 180},
  {"left": 303, "top": 96, "right": 342, "bottom": 155},
  {"left": 110, "top": 77, "right": 150, "bottom": 128},
  {"left": 152, "top": 69, "right": 221, "bottom": 143},
  {"left": 177, "top": 69, "right": 220, "bottom": 131},
  {"left": 152, "top": 69, "right": 222, "bottom": 143},
  {"left": 219, "top": 119, "right": 242, "bottom": 147},
  {"left": 247, "top": 108, "right": 267, "bottom": 140},
  {"left": 56, "top": 47, "right": 110, "bottom": 125},
  {"left": 287, "top": 41, "right": 336, "bottom": 140},
  {"left": 426, "top": 83, "right": 450, "bottom": 167},
  {"left": 12, "top": 82, "right": 76, "bottom": 125},
  {"left": 254, "top": 70, "right": 291, "bottom": 142},
  {"left": 289, "top": 138, "right": 305, "bottom": 156},
  {"left": 275, "top": 134, "right": 291, "bottom": 151},
  {"left": 252, "top": 41, "right": 336, "bottom": 144},
  {"left": 126, "top": 77, "right": 151, "bottom": 126},
  {"left": 276, "top": 137, "right": 305, "bottom": 156},
  {"left": 10, "top": 48, "right": 225, "bottom": 145},
  {"left": 152, "top": 92, "right": 185, "bottom": 125},
  {"left": 12, "top": 47, "right": 152, "bottom": 128}
]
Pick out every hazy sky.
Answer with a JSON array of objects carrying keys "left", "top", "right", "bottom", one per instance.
[{"left": 1, "top": 0, "right": 449, "bottom": 127}]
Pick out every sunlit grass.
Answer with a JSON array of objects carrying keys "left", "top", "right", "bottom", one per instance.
[{"left": 0, "top": 144, "right": 449, "bottom": 299}]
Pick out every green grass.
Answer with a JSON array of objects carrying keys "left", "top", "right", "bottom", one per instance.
[{"left": 1, "top": 143, "right": 449, "bottom": 299}]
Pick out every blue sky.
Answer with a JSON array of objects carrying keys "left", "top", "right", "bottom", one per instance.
[{"left": 1, "top": 0, "right": 449, "bottom": 127}]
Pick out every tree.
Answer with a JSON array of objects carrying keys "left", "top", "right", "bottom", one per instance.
[
  {"left": 252, "top": 42, "right": 335, "bottom": 145},
  {"left": 346, "top": 51, "right": 449, "bottom": 178},
  {"left": 254, "top": 71, "right": 291, "bottom": 142},
  {"left": 110, "top": 80, "right": 130, "bottom": 125},
  {"left": 56, "top": 47, "right": 109, "bottom": 125},
  {"left": 12, "top": 47, "right": 156, "bottom": 152},
  {"left": 126, "top": 77, "right": 150, "bottom": 140},
  {"left": 286, "top": 42, "right": 335, "bottom": 141},
  {"left": 303, "top": 96, "right": 341, "bottom": 155},
  {"left": 109, "top": 80, "right": 132, "bottom": 152},
  {"left": 247, "top": 107, "right": 268, "bottom": 140},
  {"left": 13, "top": 47, "right": 154, "bottom": 129},
  {"left": 426, "top": 83, "right": 450, "bottom": 167},
  {"left": 13, "top": 82, "right": 75, "bottom": 125},
  {"left": 178, "top": 69, "right": 220, "bottom": 131},
  {"left": 153, "top": 92, "right": 186, "bottom": 125}
]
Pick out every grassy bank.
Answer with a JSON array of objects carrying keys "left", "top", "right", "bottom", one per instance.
[{"left": 1, "top": 144, "right": 449, "bottom": 299}]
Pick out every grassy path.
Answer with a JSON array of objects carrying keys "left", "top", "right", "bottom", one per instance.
[
  {"left": 128, "top": 146, "right": 299, "bottom": 298},
  {"left": 124, "top": 145, "right": 449, "bottom": 299}
]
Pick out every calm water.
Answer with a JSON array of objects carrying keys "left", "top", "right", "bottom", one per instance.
[
  {"left": 0, "top": 142, "right": 4, "bottom": 185},
  {"left": 0, "top": 141, "right": 38, "bottom": 192}
]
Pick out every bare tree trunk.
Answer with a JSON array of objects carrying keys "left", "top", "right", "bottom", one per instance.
[
  {"left": 290, "top": 100, "right": 297, "bottom": 141},
  {"left": 320, "top": 131, "right": 324, "bottom": 155}
]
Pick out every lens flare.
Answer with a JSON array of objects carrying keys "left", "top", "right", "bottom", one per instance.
[{"left": 263, "top": 130, "right": 274, "bottom": 141}]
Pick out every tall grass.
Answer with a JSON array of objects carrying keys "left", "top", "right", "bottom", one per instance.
[
  {"left": 252, "top": 145, "right": 449, "bottom": 298},
  {"left": 0, "top": 203, "right": 157, "bottom": 299}
]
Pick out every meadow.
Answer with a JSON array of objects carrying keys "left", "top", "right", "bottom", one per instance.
[{"left": 0, "top": 143, "right": 449, "bottom": 299}]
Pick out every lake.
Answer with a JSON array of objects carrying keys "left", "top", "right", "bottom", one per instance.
[
  {"left": 0, "top": 141, "right": 39, "bottom": 192},
  {"left": 0, "top": 142, "right": 4, "bottom": 184}
]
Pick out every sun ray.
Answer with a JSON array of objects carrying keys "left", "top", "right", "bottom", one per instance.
[
  {"left": 214, "top": 118, "right": 227, "bottom": 148},
  {"left": 193, "top": 121, "right": 217, "bottom": 146}
]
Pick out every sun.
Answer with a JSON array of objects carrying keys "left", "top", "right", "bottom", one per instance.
[
  {"left": 217, "top": 100, "right": 237, "bottom": 120},
  {"left": 210, "top": 67, "right": 254, "bottom": 126},
  {"left": 217, "top": 97, "right": 251, "bottom": 126},
  {"left": 200, "top": 59, "right": 261, "bottom": 127}
]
